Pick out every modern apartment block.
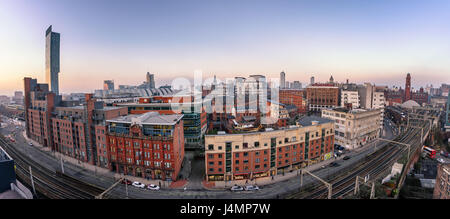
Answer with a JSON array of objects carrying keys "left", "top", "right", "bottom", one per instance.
[
  {"left": 433, "top": 163, "right": 450, "bottom": 199},
  {"left": 51, "top": 94, "right": 128, "bottom": 165},
  {"left": 45, "top": 25, "right": 60, "bottom": 95},
  {"left": 24, "top": 77, "right": 58, "bottom": 149},
  {"left": 106, "top": 112, "right": 184, "bottom": 181},
  {"left": 205, "top": 116, "right": 334, "bottom": 181},
  {"left": 322, "top": 108, "right": 382, "bottom": 150},
  {"left": 306, "top": 83, "right": 339, "bottom": 112}
]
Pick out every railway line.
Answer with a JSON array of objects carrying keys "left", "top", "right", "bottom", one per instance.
[
  {"left": 286, "top": 123, "right": 428, "bottom": 199},
  {"left": 0, "top": 134, "right": 107, "bottom": 199}
]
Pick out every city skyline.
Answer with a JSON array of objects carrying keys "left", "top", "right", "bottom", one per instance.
[{"left": 1, "top": 0, "right": 450, "bottom": 95}]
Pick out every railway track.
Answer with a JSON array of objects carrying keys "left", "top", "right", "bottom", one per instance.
[
  {"left": 287, "top": 124, "right": 428, "bottom": 199},
  {"left": 0, "top": 134, "right": 106, "bottom": 199}
]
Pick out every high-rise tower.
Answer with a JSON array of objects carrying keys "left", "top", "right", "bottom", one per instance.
[
  {"left": 45, "top": 25, "right": 60, "bottom": 95},
  {"left": 280, "top": 71, "right": 286, "bottom": 89},
  {"left": 405, "top": 73, "right": 411, "bottom": 101},
  {"left": 146, "top": 72, "right": 155, "bottom": 89}
]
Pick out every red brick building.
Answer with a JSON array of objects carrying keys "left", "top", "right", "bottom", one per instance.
[
  {"left": 24, "top": 78, "right": 56, "bottom": 149},
  {"left": 51, "top": 94, "right": 128, "bottom": 165},
  {"left": 205, "top": 116, "right": 335, "bottom": 181},
  {"left": 306, "top": 84, "right": 339, "bottom": 112},
  {"left": 106, "top": 112, "right": 184, "bottom": 181},
  {"left": 279, "top": 89, "right": 307, "bottom": 114}
]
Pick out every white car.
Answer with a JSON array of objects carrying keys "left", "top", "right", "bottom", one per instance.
[
  {"left": 29, "top": 142, "right": 33, "bottom": 146},
  {"left": 230, "top": 185, "right": 244, "bottom": 191},
  {"left": 132, "top": 181, "right": 146, "bottom": 188},
  {"left": 147, "top": 184, "right": 160, "bottom": 190},
  {"left": 437, "top": 158, "right": 445, "bottom": 163},
  {"left": 244, "top": 185, "right": 259, "bottom": 191}
]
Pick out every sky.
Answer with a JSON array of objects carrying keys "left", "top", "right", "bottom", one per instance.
[{"left": 1, "top": 0, "right": 450, "bottom": 95}]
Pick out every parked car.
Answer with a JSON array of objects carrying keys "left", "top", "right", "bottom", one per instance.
[
  {"left": 230, "top": 185, "right": 244, "bottom": 191},
  {"left": 244, "top": 185, "right": 260, "bottom": 191},
  {"left": 147, "top": 184, "right": 160, "bottom": 190},
  {"left": 121, "top": 179, "right": 132, "bottom": 185},
  {"left": 29, "top": 142, "right": 33, "bottom": 146},
  {"left": 343, "top": 156, "right": 351, "bottom": 160},
  {"left": 132, "top": 181, "right": 146, "bottom": 188},
  {"left": 437, "top": 158, "right": 445, "bottom": 163},
  {"left": 329, "top": 162, "right": 340, "bottom": 167}
]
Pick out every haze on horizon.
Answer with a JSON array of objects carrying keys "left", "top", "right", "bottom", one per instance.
[{"left": 1, "top": 0, "right": 450, "bottom": 96}]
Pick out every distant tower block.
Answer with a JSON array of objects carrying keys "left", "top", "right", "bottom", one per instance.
[
  {"left": 310, "top": 76, "right": 315, "bottom": 85},
  {"left": 280, "top": 71, "right": 286, "bottom": 89}
]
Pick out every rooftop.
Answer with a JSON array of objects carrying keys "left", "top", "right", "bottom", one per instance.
[
  {"left": 107, "top": 112, "right": 183, "bottom": 126},
  {"left": 297, "top": 116, "right": 333, "bottom": 126}
]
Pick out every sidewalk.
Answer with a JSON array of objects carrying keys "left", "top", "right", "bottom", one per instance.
[{"left": 21, "top": 131, "right": 182, "bottom": 189}]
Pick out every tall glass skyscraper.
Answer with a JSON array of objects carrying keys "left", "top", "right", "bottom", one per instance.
[{"left": 45, "top": 25, "right": 60, "bottom": 95}]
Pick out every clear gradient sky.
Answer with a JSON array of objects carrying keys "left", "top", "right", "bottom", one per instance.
[{"left": 1, "top": 0, "right": 450, "bottom": 95}]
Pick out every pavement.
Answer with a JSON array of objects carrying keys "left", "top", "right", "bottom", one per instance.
[{"left": 0, "top": 115, "right": 397, "bottom": 199}]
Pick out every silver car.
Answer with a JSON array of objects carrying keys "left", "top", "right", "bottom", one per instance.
[
  {"left": 244, "top": 185, "right": 259, "bottom": 191},
  {"left": 230, "top": 185, "right": 244, "bottom": 191}
]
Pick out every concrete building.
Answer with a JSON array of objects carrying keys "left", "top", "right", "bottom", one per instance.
[
  {"left": 340, "top": 89, "right": 360, "bottom": 109},
  {"left": 306, "top": 83, "right": 339, "bottom": 112},
  {"left": 45, "top": 25, "right": 60, "bottom": 95},
  {"left": 205, "top": 116, "right": 334, "bottom": 181},
  {"left": 146, "top": 72, "right": 155, "bottom": 89},
  {"left": 433, "top": 163, "right": 450, "bottom": 199},
  {"left": 357, "top": 83, "right": 385, "bottom": 130},
  {"left": 106, "top": 112, "right": 184, "bottom": 181},
  {"left": 310, "top": 76, "right": 315, "bottom": 85},
  {"left": 322, "top": 108, "right": 382, "bottom": 150}
]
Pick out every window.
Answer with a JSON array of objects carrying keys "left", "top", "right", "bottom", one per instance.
[
  {"left": 208, "top": 154, "right": 214, "bottom": 159},
  {"left": 208, "top": 144, "right": 214, "bottom": 150},
  {"left": 243, "top": 142, "right": 248, "bottom": 149},
  {"left": 209, "top": 162, "right": 214, "bottom": 165},
  {"left": 235, "top": 145, "right": 239, "bottom": 149},
  {"left": 218, "top": 154, "right": 222, "bottom": 158},
  {"left": 244, "top": 152, "right": 248, "bottom": 157},
  {"left": 254, "top": 142, "right": 260, "bottom": 147},
  {"left": 255, "top": 158, "right": 260, "bottom": 163}
]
